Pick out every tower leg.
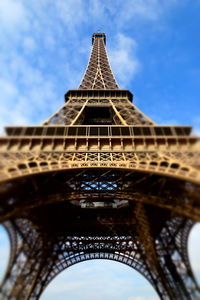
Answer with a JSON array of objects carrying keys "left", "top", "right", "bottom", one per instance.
[
  {"left": 134, "top": 204, "right": 200, "bottom": 300},
  {"left": 155, "top": 218, "right": 200, "bottom": 300},
  {"left": 0, "top": 221, "right": 55, "bottom": 300}
]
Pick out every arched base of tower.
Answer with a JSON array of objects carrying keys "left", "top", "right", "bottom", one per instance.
[{"left": 0, "top": 217, "right": 199, "bottom": 300}]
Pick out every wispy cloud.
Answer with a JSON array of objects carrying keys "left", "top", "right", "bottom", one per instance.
[
  {"left": 86, "top": 0, "right": 179, "bottom": 28},
  {"left": 0, "top": 226, "right": 9, "bottom": 282},
  {"left": 109, "top": 34, "right": 140, "bottom": 87},
  {"left": 189, "top": 223, "right": 200, "bottom": 279},
  {"left": 41, "top": 260, "right": 159, "bottom": 300},
  {"left": 191, "top": 117, "right": 200, "bottom": 136},
  {"left": 128, "top": 297, "right": 158, "bottom": 300},
  {"left": 0, "top": 0, "right": 28, "bottom": 32},
  {"left": 0, "top": 0, "right": 182, "bottom": 129}
]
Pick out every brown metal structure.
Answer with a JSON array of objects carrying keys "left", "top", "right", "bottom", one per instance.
[{"left": 0, "top": 32, "right": 200, "bottom": 299}]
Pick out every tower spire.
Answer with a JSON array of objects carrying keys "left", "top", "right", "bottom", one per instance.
[{"left": 79, "top": 33, "right": 119, "bottom": 90}]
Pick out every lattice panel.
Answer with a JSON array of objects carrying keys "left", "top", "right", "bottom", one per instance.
[
  {"left": 165, "top": 151, "right": 200, "bottom": 169},
  {"left": 79, "top": 34, "right": 119, "bottom": 89},
  {"left": 0, "top": 151, "right": 200, "bottom": 184},
  {"left": 44, "top": 96, "right": 155, "bottom": 126},
  {"left": 112, "top": 101, "right": 155, "bottom": 125},
  {"left": 44, "top": 99, "right": 88, "bottom": 125}
]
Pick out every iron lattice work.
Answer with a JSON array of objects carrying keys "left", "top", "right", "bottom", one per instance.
[
  {"left": 0, "top": 33, "right": 200, "bottom": 300},
  {"left": 79, "top": 33, "right": 119, "bottom": 90}
]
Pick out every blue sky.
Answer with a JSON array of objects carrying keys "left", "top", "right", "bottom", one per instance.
[{"left": 0, "top": 0, "right": 200, "bottom": 299}]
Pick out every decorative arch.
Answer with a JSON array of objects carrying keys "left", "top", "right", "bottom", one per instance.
[
  {"left": 37, "top": 247, "right": 163, "bottom": 299},
  {"left": 40, "top": 259, "right": 160, "bottom": 300}
]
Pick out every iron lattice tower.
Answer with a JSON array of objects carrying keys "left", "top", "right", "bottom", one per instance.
[{"left": 0, "top": 33, "right": 200, "bottom": 299}]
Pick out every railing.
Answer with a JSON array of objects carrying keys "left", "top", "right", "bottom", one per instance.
[{"left": 5, "top": 125, "right": 192, "bottom": 137}]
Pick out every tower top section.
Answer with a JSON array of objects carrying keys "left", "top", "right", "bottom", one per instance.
[
  {"left": 92, "top": 32, "right": 106, "bottom": 44},
  {"left": 79, "top": 33, "right": 119, "bottom": 90}
]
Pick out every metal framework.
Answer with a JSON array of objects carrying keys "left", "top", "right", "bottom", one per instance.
[{"left": 0, "top": 33, "right": 200, "bottom": 299}]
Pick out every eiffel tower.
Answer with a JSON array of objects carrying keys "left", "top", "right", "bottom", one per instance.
[{"left": 0, "top": 32, "right": 200, "bottom": 299}]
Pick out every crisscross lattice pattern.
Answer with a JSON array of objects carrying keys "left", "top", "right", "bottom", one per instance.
[{"left": 79, "top": 33, "right": 119, "bottom": 89}]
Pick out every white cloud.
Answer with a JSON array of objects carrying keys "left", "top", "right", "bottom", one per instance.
[
  {"left": 188, "top": 223, "right": 200, "bottom": 278},
  {"left": 109, "top": 33, "right": 140, "bottom": 87},
  {"left": 0, "top": 226, "right": 10, "bottom": 282},
  {"left": 128, "top": 297, "right": 158, "bottom": 300},
  {"left": 191, "top": 117, "right": 200, "bottom": 136},
  {"left": 88, "top": 0, "right": 179, "bottom": 28},
  {"left": 0, "top": 49, "right": 59, "bottom": 127},
  {"left": 54, "top": 0, "right": 85, "bottom": 26},
  {"left": 0, "top": 0, "right": 182, "bottom": 130},
  {"left": 41, "top": 260, "right": 159, "bottom": 300},
  {"left": 0, "top": 0, "right": 28, "bottom": 30},
  {"left": 120, "top": 0, "right": 163, "bottom": 22}
]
